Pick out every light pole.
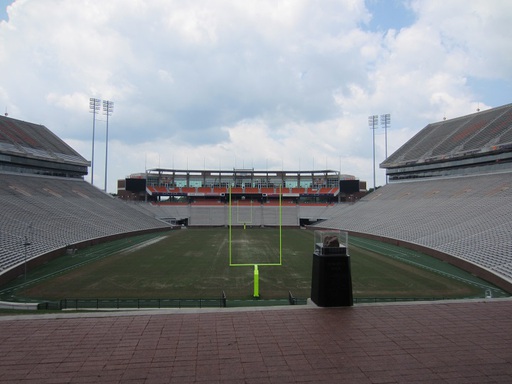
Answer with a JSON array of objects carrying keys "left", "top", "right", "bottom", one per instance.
[
  {"left": 381, "top": 114, "right": 391, "bottom": 185},
  {"left": 89, "top": 98, "right": 101, "bottom": 186},
  {"left": 103, "top": 100, "right": 114, "bottom": 192},
  {"left": 368, "top": 115, "right": 378, "bottom": 191},
  {"left": 380, "top": 114, "right": 391, "bottom": 160}
]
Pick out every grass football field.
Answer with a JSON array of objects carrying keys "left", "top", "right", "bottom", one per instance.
[{"left": 10, "top": 227, "right": 507, "bottom": 302}]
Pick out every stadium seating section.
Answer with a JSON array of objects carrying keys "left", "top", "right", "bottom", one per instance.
[
  {"left": 316, "top": 172, "right": 512, "bottom": 283},
  {"left": 0, "top": 173, "right": 170, "bottom": 273}
]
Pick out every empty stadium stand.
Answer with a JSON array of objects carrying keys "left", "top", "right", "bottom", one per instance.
[
  {"left": 0, "top": 173, "right": 170, "bottom": 278},
  {"left": 316, "top": 172, "right": 512, "bottom": 283}
]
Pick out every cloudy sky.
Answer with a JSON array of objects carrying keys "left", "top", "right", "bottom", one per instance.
[{"left": 1, "top": 0, "right": 511, "bottom": 192}]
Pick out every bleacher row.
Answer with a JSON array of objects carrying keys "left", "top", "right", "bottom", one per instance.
[
  {"left": 0, "top": 173, "right": 170, "bottom": 273},
  {"left": 315, "top": 172, "right": 512, "bottom": 282}
]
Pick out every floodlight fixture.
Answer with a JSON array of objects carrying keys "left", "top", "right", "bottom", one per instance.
[
  {"left": 103, "top": 100, "right": 114, "bottom": 192},
  {"left": 368, "top": 115, "right": 378, "bottom": 191},
  {"left": 89, "top": 98, "right": 101, "bottom": 186}
]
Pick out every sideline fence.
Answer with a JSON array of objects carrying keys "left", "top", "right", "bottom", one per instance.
[
  {"left": 58, "top": 298, "right": 226, "bottom": 310},
  {"left": 37, "top": 291, "right": 308, "bottom": 310},
  {"left": 36, "top": 295, "right": 466, "bottom": 310}
]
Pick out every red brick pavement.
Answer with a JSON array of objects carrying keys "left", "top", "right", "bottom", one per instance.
[{"left": 0, "top": 300, "right": 511, "bottom": 383}]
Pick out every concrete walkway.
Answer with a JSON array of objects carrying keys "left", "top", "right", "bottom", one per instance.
[{"left": 0, "top": 300, "right": 511, "bottom": 383}]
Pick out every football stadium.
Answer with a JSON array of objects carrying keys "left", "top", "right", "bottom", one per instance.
[{"left": 1, "top": 104, "right": 512, "bottom": 382}]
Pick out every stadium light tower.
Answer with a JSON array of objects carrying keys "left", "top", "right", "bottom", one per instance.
[
  {"left": 103, "top": 100, "right": 114, "bottom": 192},
  {"left": 369, "top": 115, "right": 378, "bottom": 191},
  {"left": 89, "top": 98, "right": 101, "bottom": 186},
  {"left": 380, "top": 114, "right": 391, "bottom": 160},
  {"left": 381, "top": 113, "right": 391, "bottom": 185}
]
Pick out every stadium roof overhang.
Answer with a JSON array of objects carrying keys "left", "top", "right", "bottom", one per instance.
[
  {"left": 0, "top": 151, "right": 89, "bottom": 177},
  {"left": 380, "top": 103, "right": 512, "bottom": 181},
  {"left": 0, "top": 116, "right": 90, "bottom": 177},
  {"left": 381, "top": 143, "right": 512, "bottom": 170}
]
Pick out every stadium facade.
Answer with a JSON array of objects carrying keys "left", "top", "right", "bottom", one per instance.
[{"left": 118, "top": 168, "right": 366, "bottom": 204}]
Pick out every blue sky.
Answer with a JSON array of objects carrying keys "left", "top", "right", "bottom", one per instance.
[
  {"left": 0, "top": 0, "right": 11, "bottom": 21},
  {"left": 365, "top": 0, "right": 416, "bottom": 32},
  {"left": 0, "top": 0, "right": 511, "bottom": 192}
]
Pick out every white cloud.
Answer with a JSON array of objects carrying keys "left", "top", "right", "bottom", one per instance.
[
  {"left": 1, "top": 0, "right": 511, "bottom": 192},
  {"left": 411, "top": 0, "right": 512, "bottom": 78}
]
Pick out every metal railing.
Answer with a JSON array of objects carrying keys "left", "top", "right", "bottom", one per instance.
[
  {"left": 36, "top": 295, "right": 468, "bottom": 311},
  {"left": 37, "top": 291, "right": 308, "bottom": 310},
  {"left": 58, "top": 297, "right": 225, "bottom": 310}
]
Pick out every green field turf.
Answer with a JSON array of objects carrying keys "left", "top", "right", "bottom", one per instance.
[{"left": 6, "top": 227, "right": 508, "bottom": 302}]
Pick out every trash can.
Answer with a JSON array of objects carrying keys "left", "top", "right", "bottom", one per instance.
[{"left": 311, "top": 231, "right": 353, "bottom": 307}]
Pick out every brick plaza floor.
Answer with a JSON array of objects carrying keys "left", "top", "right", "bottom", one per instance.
[{"left": 0, "top": 299, "right": 511, "bottom": 383}]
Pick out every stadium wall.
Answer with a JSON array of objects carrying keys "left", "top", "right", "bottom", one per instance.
[{"left": 187, "top": 205, "right": 300, "bottom": 226}]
